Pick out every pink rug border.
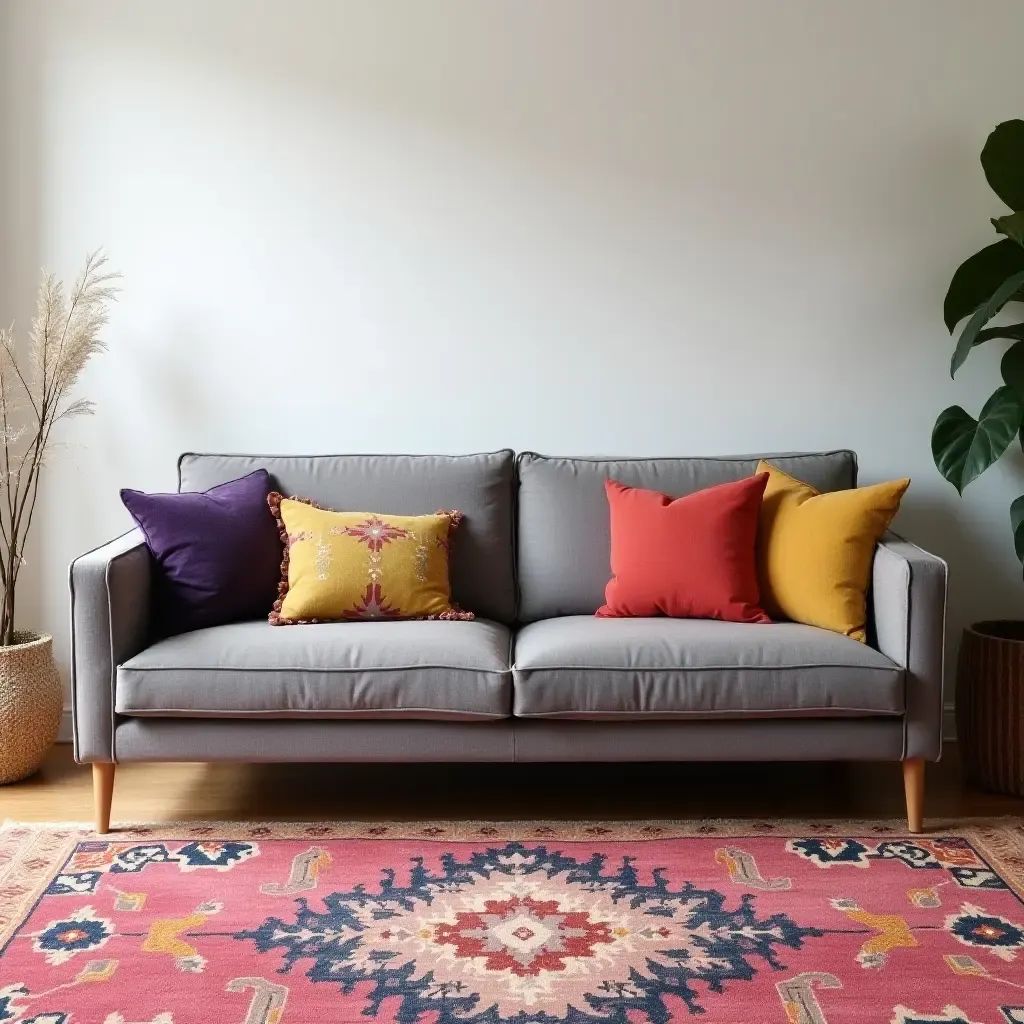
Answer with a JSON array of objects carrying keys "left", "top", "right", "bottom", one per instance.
[{"left": 4, "top": 817, "right": 1024, "bottom": 949}]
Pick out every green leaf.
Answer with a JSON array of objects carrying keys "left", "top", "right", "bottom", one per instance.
[
  {"left": 944, "top": 239, "right": 1024, "bottom": 332},
  {"left": 1012, "top": 495, "right": 1024, "bottom": 567},
  {"left": 975, "top": 322, "right": 1024, "bottom": 347},
  {"left": 982, "top": 120, "right": 1024, "bottom": 212},
  {"left": 999, "top": 342, "right": 1024, "bottom": 451},
  {"left": 932, "top": 387, "right": 1024, "bottom": 494},
  {"left": 1002, "top": 340, "right": 1024, "bottom": 396},
  {"left": 951, "top": 269, "right": 1024, "bottom": 376},
  {"left": 994, "top": 211, "right": 1024, "bottom": 247}
]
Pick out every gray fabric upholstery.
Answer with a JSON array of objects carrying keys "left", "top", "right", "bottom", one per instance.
[
  {"left": 871, "top": 532, "right": 948, "bottom": 760},
  {"left": 111, "top": 717, "right": 903, "bottom": 762},
  {"left": 178, "top": 451, "right": 516, "bottom": 624},
  {"left": 114, "top": 718, "right": 516, "bottom": 761},
  {"left": 513, "top": 616, "right": 902, "bottom": 719},
  {"left": 117, "top": 619, "right": 512, "bottom": 721},
  {"left": 69, "top": 529, "right": 151, "bottom": 762},
  {"left": 512, "top": 718, "right": 906, "bottom": 761},
  {"left": 516, "top": 450, "right": 858, "bottom": 621},
  {"left": 69, "top": 448, "right": 948, "bottom": 770}
]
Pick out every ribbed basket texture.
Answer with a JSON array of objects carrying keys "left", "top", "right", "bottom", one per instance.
[
  {"left": 957, "top": 620, "right": 1024, "bottom": 796},
  {"left": 0, "top": 632, "right": 62, "bottom": 784}
]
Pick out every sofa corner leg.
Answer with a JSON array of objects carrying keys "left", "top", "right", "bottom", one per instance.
[
  {"left": 902, "top": 757, "right": 925, "bottom": 834},
  {"left": 92, "top": 763, "right": 115, "bottom": 834}
]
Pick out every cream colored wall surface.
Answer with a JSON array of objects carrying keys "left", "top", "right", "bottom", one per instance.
[{"left": 3, "top": 0, "right": 1024, "bottom": 701}]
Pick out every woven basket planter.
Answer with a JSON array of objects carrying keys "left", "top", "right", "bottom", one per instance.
[
  {"left": 0, "top": 632, "right": 62, "bottom": 784},
  {"left": 957, "top": 620, "right": 1024, "bottom": 796}
]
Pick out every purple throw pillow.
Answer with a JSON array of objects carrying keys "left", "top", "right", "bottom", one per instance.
[{"left": 121, "top": 469, "right": 282, "bottom": 636}]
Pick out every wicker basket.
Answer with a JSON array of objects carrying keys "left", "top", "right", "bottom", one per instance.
[
  {"left": 957, "top": 620, "right": 1024, "bottom": 796},
  {"left": 0, "top": 632, "right": 62, "bottom": 784}
]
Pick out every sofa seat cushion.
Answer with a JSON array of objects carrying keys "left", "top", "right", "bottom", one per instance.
[
  {"left": 512, "top": 616, "right": 903, "bottom": 719},
  {"left": 116, "top": 619, "right": 512, "bottom": 720}
]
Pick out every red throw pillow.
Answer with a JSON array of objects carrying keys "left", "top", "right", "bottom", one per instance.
[{"left": 597, "top": 474, "right": 771, "bottom": 622}]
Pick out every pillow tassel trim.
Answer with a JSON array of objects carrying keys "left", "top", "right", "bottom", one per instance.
[{"left": 266, "top": 492, "right": 473, "bottom": 625}]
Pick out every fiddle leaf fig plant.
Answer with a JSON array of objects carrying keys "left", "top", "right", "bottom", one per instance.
[{"left": 933, "top": 120, "right": 1024, "bottom": 573}]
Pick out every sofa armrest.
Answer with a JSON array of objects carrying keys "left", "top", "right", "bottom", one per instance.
[
  {"left": 871, "top": 531, "right": 948, "bottom": 761},
  {"left": 69, "top": 529, "right": 151, "bottom": 762}
]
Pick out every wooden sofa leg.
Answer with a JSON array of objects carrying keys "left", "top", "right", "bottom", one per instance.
[
  {"left": 93, "top": 763, "right": 115, "bottom": 834},
  {"left": 902, "top": 757, "right": 925, "bottom": 834}
]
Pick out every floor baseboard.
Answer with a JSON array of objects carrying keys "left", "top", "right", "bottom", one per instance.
[{"left": 54, "top": 704, "right": 963, "bottom": 745}]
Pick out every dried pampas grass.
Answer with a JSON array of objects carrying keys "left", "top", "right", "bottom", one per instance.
[{"left": 0, "top": 251, "right": 119, "bottom": 644}]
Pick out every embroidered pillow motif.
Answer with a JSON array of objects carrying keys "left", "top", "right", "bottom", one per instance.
[{"left": 268, "top": 493, "right": 473, "bottom": 624}]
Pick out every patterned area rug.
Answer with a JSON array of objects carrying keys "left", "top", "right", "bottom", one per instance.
[{"left": 2, "top": 820, "right": 1024, "bottom": 1024}]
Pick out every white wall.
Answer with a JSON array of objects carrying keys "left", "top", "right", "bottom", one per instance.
[{"left": 3, "top": 0, "right": 1024, "bottom": 697}]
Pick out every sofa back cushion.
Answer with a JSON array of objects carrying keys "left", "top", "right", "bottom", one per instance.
[
  {"left": 178, "top": 451, "right": 517, "bottom": 624},
  {"left": 516, "top": 450, "right": 858, "bottom": 622}
]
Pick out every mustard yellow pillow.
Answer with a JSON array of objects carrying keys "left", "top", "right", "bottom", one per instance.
[
  {"left": 268, "top": 493, "right": 472, "bottom": 624},
  {"left": 755, "top": 462, "right": 909, "bottom": 642}
]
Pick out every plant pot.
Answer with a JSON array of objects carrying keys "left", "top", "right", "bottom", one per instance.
[
  {"left": 0, "top": 632, "right": 62, "bottom": 784},
  {"left": 957, "top": 620, "right": 1024, "bottom": 796}
]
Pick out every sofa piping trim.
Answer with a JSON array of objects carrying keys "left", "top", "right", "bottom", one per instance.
[
  {"left": 68, "top": 529, "right": 146, "bottom": 764},
  {"left": 883, "top": 530, "right": 949, "bottom": 761},
  {"left": 177, "top": 448, "right": 517, "bottom": 490},
  {"left": 517, "top": 449, "right": 858, "bottom": 473},
  {"left": 512, "top": 707, "right": 904, "bottom": 719},
  {"left": 118, "top": 664, "right": 513, "bottom": 675},
  {"left": 511, "top": 662, "right": 900, "bottom": 674},
  {"left": 114, "top": 707, "right": 510, "bottom": 719}
]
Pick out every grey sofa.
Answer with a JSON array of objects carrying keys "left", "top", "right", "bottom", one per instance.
[{"left": 70, "top": 449, "right": 947, "bottom": 833}]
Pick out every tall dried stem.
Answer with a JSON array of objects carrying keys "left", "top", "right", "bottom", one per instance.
[{"left": 0, "top": 251, "right": 118, "bottom": 645}]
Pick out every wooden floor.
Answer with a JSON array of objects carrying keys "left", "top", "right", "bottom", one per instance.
[{"left": 1, "top": 743, "right": 1022, "bottom": 827}]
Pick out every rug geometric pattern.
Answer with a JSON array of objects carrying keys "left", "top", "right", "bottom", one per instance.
[{"left": 2, "top": 820, "right": 1024, "bottom": 1023}]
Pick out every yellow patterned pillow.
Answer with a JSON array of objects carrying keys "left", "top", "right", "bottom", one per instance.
[{"left": 268, "top": 493, "right": 473, "bottom": 624}]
